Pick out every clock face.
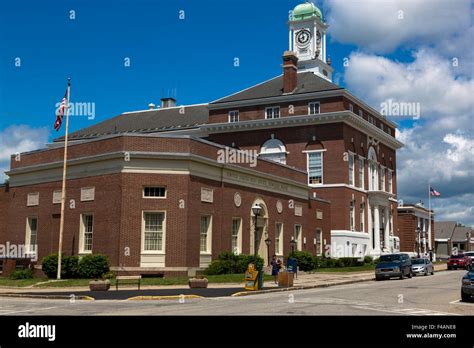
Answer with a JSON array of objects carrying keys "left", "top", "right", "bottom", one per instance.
[{"left": 296, "top": 29, "right": 311, "bottom": 46}]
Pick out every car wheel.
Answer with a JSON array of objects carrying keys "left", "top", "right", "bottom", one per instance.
[
  {"left": 424, "top": 269, "right": 428, "bottom": 276},
  {"left": 407, "top": 269, "right": 412, "bottom": 278},
  {"left": 447, "top": 266, "right": 451, "bottom": 270},
  {"left": 461, "top": 290, "right": 471, "bottom": 302},
  {"left": 375, "top": 276, "right": 382, "bottom": 281},
  {"left": 399, "top": 273, "right": 404, "bottom": 280},
  {"left": 431, "top": 269, "right": 434, "bottom": 275}
]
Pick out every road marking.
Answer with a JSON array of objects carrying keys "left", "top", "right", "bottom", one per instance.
[
  {"left": 0, "top": 306, "right": 58, "bottom": 315},
  {"left": 351, "top": 305, "right": 459, "bottom": 316},
  {"left": 449, "top": 299, "right": 473, "bottom": 305}
]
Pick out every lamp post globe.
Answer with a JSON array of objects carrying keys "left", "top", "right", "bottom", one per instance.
[{"left": 251, "top": 203, "right": 262, "bottom": 269}]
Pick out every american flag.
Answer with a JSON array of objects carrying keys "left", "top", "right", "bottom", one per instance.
[
  {"left": 430, "top": 186, "right": 441, "bottom": 197},
  {"left": 54, "top": 90, "right": 68, "bottom": 131}
]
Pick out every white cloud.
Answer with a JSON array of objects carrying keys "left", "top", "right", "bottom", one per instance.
[
  {"left": 0, "top": 125, "right": 50, "bottom": 179},
  {"left": 325, "top": 0, "right": 471, "bottom": 54}
]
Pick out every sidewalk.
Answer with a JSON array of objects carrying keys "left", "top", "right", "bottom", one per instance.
[{"left": 0, "top": 264, "right": 448, "bottom": 300}]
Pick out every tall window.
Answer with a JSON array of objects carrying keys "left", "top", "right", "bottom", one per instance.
[
  {"left": 231, "top": 218, "right": 242, "bottom": 254},
  {"left": 360, "top": 203, "right": 365, "bottom": 232},
  {"left": 308, "top": 102, "right": 320, "bottom": 115},
  {"left": 143, "top": 212, "right": 165, "bottom": 252},
  {"left": 358, "top": 158, "right": 364, "bottom": 189},
  {"left": 316, "top": 229, "right": 323, "bottom": 255},
  {"left": 348, "top": 152, "right": 355, "bottom": 186},
  {"left": 379, "top": 166, "right": 385, "bottom": 191},
  {"left": 308, "top": 151, "right": 323, "bottom": 185},
  {"left": 350, "top": 201, "right": 355, "bottom": 231},
  {"left": 80, "top": 214, "right": 94, "bottom": 253},
  {"left": 388, "top": 169, "right": 393, "bottom": 193},
  {"left": 368, "top": 147, "right": 377, "bottom": 190},
  {"left": 200, "top": 215, "right": 212, "bottom": 253},
  {"left": 349, "top": 104, "right": 353, "bottom": 112},
  {"left": 25, "top": 217, "right": 38, "bottom": 254},
  {"left": 275, "top": 223, "right": 283, "bottom": 255},
  {"left": 265, "top": 106, "right": 280, "bottom": 119},
  {"left": 228, "top": 110, "right": 239, "bottom": 123},
  {"left": 358, "top": 110, "right": 363, "bottom": 117},
  {"left": 294, "top": 225, "right": 302, "bottom": 251},
  {"left": 259, "top": 138, "right": 286, "bottom": 164}
]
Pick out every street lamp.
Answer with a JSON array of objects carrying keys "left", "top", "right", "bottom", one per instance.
[
  {"left": 290, "top": 239, "right": 297, "bottom": 254},
  {"left": 251, "top": 204, "right": 262, "bottom": 267},
  {"left": 416, "top": 227, "right": 421, "bottom": 258},
  {"left": 265, "top": 237, "right": 271, "bottom": 266}
]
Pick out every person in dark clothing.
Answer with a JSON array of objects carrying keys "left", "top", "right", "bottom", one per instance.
[{"left": 270, "top": 255, "right": 279, "bottom": 284}]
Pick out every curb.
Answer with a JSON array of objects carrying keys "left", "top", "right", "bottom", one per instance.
[
  {"left": 127, "top": 295, "right": 204, "bottom": 301},
  {"left": 232, "top": 277, "right": 374, "bottom": 297},
  {"left": 0, "top": 293, "right": 95, "bottom": 301}
]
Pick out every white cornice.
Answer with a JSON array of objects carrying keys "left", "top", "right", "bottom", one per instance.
[{"left": 202, "top": 111, "right": 404, "bottom": 150}]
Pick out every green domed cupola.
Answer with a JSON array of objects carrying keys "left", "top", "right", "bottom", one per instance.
[{"left": 291, "top": 1, "right": 323, "bottom": 22}]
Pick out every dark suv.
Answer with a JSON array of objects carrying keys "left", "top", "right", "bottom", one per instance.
[{"left": 375, "top": 253, "right": 412, "bottom": 280}]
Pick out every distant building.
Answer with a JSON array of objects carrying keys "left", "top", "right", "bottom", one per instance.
[
  {"left": 435, "top": 221, "right": 473, "bottom": 259},
  {"left": 397, "top": 203, "right": 434, "bottom": 257}
]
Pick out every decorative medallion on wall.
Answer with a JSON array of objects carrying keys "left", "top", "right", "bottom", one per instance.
[
  {"left": 234, "top": 192, "right": 242, "bottom": 207},
  {"left": 276, "top": 200, "right": 283, "bottom": 214}
]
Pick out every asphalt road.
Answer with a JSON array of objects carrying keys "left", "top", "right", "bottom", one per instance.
[{"left": 0, "top": 270, "right": 472, "bottom": 316}]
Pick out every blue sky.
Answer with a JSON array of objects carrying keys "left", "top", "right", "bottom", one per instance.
[{"left": 1, "top": 0, "right": 473, "bottom": 225}]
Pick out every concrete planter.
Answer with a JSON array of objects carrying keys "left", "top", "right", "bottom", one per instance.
[
  {"left": 188, "top": 278, "right": 208, "bottom": 288},
  {"left": 89, "top": 279, "right": 111, "bottom": 291}
]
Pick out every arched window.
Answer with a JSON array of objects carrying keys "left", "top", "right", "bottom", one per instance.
[
  {"left": 368, "top": 147, "right": 378, "bottom": 190},
  {"left": 259, "top": 138, "right": 287, "bottom": 164}
]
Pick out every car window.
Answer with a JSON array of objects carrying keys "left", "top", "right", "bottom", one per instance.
[
  {"left": 450, "top": 254, "right": 464, "bottom": 259},
  {"left": 412, "top": 259, "right": 424, "bottom": 264},
  {"left": 380, "top": 255, "right": 401, "bottom": 262}
]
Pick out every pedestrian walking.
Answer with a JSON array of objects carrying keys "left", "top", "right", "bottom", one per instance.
[{"left": 270, "top": 255, "right": 279, "bottom": 284}]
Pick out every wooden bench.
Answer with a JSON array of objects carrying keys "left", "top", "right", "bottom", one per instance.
[{"left": 115, "top": 275, "right": 141, "bottom": 290}]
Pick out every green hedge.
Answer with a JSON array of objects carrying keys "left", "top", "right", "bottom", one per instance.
[
  {"left": 42, "top": 254, "right": 79, "bottom": 279},
  {"left": 288, "top": 251, "right": 314, "bottom": 271},
  {"left": 41, "top": 253, "right": 109, "bottom": 279},
  {"left": 10, "top": 268, "right": 34, "bottom": 280},
  {"left": 204, "top": 252, "right": 264, "bottom": 275}
]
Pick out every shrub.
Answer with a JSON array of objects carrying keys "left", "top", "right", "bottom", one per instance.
[
  {"left": 339, "top": 257, "right": 364, "bottom": 267},
  {"left": 288, "top": 251, "right": 314, "bottom": 271},
  {"left": 363, "top": 256, "right": 374, "bottom": 265},
  {"left": 333, "top": 258, "right": 344, "bottom": 268},
  {"left": 312, "top": 256, "right": 323, "bottom": 269},
  {"left": 78, "top": 254, "right": 110, "bottom": 279},
  {"left": 10, "top": 268, "right": 34, "bottom": 280},
  {"left": 41, "top": 253, "right": 79, "bottom": 279},
  {"left": 204, "top": 252, "right": 264, "bottom": 275}
]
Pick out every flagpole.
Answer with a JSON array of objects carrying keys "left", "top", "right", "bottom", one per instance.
[
  {"left": 428, "top": 184, "right": 431, "bottom": 252},
  {"left": 57, "top": 78, "right": 71, "bottom": 280}
]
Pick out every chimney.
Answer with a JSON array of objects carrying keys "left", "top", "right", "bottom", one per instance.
[
  {"left": 161, "top": 97, "right": 176, "bottom": 108},
  {"left": 282, "top": 51, "right": 298, "bottom": 94},
  {"left": 148, "top": 103, "right": 156, "bottom": 110}
]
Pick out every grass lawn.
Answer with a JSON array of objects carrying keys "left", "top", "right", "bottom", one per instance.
[
  {"left": 0, "top": 273, "right": 274, "bottom": 288},
  {"left": 311, "top": 264, "right": 376, "bottom": 273}
]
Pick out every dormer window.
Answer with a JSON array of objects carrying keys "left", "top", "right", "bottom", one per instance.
[
  {"left": 228, "top": 110, "right": 239, "bottom": 123},
  {"left": 308, "top": 102, "right": 320, "bottom": 115},
  {"left": 265, "top": 106, "right": 280, "bottom": 119}
]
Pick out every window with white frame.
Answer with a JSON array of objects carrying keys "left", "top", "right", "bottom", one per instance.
[
  {"left": 380, "top": 123, "right": 384, "bottom": 132},
  {"left": 265, "top": 106, "right": 280, "bottom": 119},
  {"left": 25, "top": 217, "right": 38, "bottom": 254},
  {"left": 350, "top": 201, "right": 355, "bottom": 231},
  {"left": 360, "top": 203, "right": 365, "bottom": 232},
  {"left": 388, "top": 169, "right": 393, "bottom": 193},
  {"left": 259, "top": 138, "right": 286, "bottom": 164},
  {"left": 358, "top": 158, "right": 364, "bottom": 189},
  {"left": 348, "top": 152, "right": 355, "bottom": 186},
  {"left": 143, "top": 187, "right": 166, "bottom": 198},
  {"left": 387, "top": 128, "right": 392, "bottom": 136},
  {"left": 275, "top": 223, "right": 283, "bottom": 255},
  {"left": 307, "top": 151, "right": 323, "bottom": 185},
  {"left": 308, "top": 102, "right": 320, "bottom": 115},
  {"left": 231, "top": 218, "right": 242, "bottom": 254},
  {"left": 200, "top": 215, "right": 212, "bottom": 253},
  {"left": 379, "top": 166, "right": 385, "bottom": 191},
  {"left": 294, "top": 225, "right": 302, "bottom": 251},
  {"left": 142, "top": 212, "right": 165, "bottom": 252},
  {"left": 316, "top": 229, "right": 323, "bottom": 255},
  {"left": 349, "top": 104, "right": 353, "bottom": 112},
  {"left": 358, "top": 109, "right": 363, "bottom": 117},
  {"left": 80, "top": 214, "right": 94, "bottom": 253},
  {"left": 368, "top": 147, "right": 378, "bottom": 190},
  {"left": 228, "top": 110, "right": 239, "bottom": 123}
]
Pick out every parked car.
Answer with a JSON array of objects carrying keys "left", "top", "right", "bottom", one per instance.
[
  {"left": 461, "top": 264, "right": 474, "bottom": 302},
  {"left": 375, "top": 253, "right": 412, "bottom": 280},
  {"left": 411, "top": 258, "right": 434, "bottom": 276},
  {"left": 464, "top": 251, "right": 474, "bottom": 261},
  {"left": 447, "top": 254, "right": 472, "bottom": 270}
]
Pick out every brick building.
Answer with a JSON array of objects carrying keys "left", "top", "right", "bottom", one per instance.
[
  {"left": 1, "top": 2, "right": 407, "bottom": 276},
  {"left": 397, "top": 204, "right": 435, "bottom": 257}
]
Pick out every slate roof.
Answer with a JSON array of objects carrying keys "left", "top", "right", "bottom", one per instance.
[
  {"left": 211, "top": 72, "right": 342, "bottom": 104},
  {"left": 451, "top": 226, "right": 473, "bottom": 242},
  {"left": 435, "top": 221, "right": 456, "bottom": 240},
  {"left": 54, "top": 104, "right": 209, "bottom": 142}
]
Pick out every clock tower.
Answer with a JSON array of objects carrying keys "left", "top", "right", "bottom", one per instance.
[{"left": 288, "top": 1, "right": 333, "bottom": 82}]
